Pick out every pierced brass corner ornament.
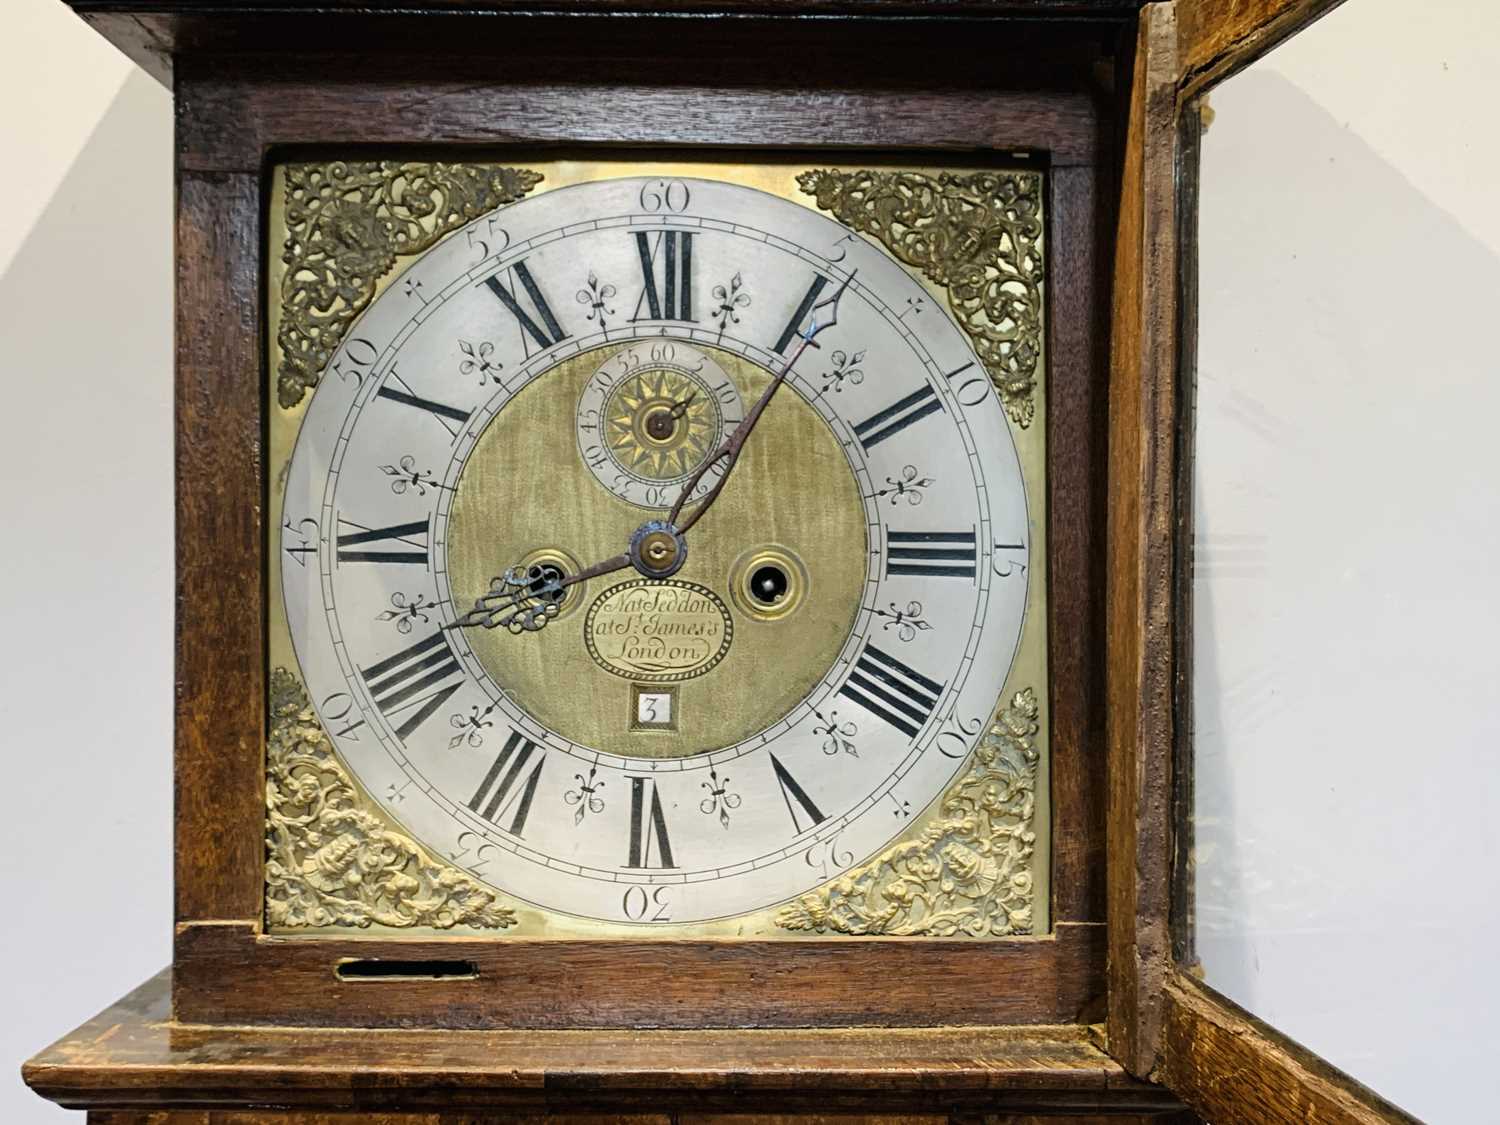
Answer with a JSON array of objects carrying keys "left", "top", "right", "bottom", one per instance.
[
  {"left": 797, "top": 169, "right": 1044, "bottom": 428},
  {"left": 265, "top": 667, "right": 517, "bottom": 930},
  {"left": 776, "top": 687, "right": 1039, "bottom": 937},
  {"left": 276, "top": 161, "right": 543, "bottom": 409}
]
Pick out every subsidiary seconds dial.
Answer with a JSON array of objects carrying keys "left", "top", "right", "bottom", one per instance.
[
  {"left": 576, "top": 340, "right": 745, "bottom": 509},
  {"left": 278, "top": 175, "right": 1033, "bottom": 927}
]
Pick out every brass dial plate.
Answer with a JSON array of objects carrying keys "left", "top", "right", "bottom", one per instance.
[{"left": 266, "top": 156, "right": 1050, "bottom": 937}]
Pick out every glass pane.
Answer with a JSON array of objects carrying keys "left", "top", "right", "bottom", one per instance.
[{"left": 1191, "top": 2, "right": 1500, "bottom": 1119}]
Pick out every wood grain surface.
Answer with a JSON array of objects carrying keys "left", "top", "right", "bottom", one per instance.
[
  {"left": 171, "top": 922, "right": 1105, "bottom": 1029},
  {"left": 175, "top": 173, "right": 266, "bottom": 925},
  {"left": 1155, "top": 972, "right": 1418, "bottom": 1124},
  {"left": 88, "top": 1113, "right": 1199, "bottom": 1124},
  {"left": 28, "top": 972, "right": 1190, "bottom": 1117},
  {"left": 1103, "top": 1, "right": 1177, "bottom": 1079},
  {"left": 89, "top": 1112, "right": 1199, "bottom": 1124},
  {"left": 1177, "top": 0, "right": 1350, "bottom": 96}
]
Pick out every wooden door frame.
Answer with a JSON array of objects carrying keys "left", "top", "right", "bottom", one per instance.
[{"left": 1109, "top": 1, "right": 1423, "bottom": 1121}]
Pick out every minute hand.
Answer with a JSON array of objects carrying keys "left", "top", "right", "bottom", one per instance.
[{"left": 668, "top": 272, "right": 855, "bottom": 534}]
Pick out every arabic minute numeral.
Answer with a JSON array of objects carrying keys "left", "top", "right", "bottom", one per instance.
[
  {"left": 942, "top": 360, "right": 993, "bottom": 407},
  {"left": 330, "top": 336, "right": 379, "bottom": 387},
  {"left": 465, "top": 218, "right": 511, "bottom": 263},
  {"left": 934, "top": 713, "right": 986, "bottom": 759},
  {"left": 802, "top": 835, "right": 855, "bottom": 880},
  {"left": 282, "top": 516, "right": 318, "bottom": 567},
  {"left": 319, "top": 691, "right": 365, "bottom": 741},
  {"left": 994, "top": 540, "right": 1028, "bottom": 578},
  {"left": 622, "top": 884, "right": 672, "bottom": 922},
  {"left": 638, "top": 180, "right": 691, "bottom": 213}
]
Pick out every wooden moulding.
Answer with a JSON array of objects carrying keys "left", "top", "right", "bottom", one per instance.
[
  {"left": 1104, "top": 0, "right": 1178, "bottom": 1079},
  {"left": 171, "top": 922, "right": 1105, "bottom": 1030},
  {"left": 1155, "top": 972, "right": 1420, "bottom": 1125},
  {"left": 85, "top": 1114, "right": 1198, "bottom": 1125},
  {"left": 1176, "top": 0, "right": 1350, "bottom": 97},
  {"left": 28, "top": 971, "right": 1188, "bottom": 1117},
  {"left": 64, "top": 0, "right": 1148, "bottom": 92}
]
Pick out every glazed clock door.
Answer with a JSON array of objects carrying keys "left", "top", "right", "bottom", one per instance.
[
  {"left": 1123, "top": 1, "right": 1430, "bottom": 1122},
  {"left": 269, "top": 161, "right": 1049, "bottom": 939}
]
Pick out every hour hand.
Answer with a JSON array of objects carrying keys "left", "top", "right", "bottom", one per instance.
[{"left": 449, "top": 564, "right": 565, "bottom": 634}]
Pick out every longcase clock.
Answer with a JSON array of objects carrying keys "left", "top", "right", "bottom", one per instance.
[{"left": 22, "top": 2, "right": 1415, "bottom": 1123}]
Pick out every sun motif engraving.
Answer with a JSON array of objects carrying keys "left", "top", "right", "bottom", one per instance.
[
  {"left": 605, "top": 368, "right": 720, "bottom": 482},
  {"left": 577, "top": 343, "right": 745, "bottom": 509}
]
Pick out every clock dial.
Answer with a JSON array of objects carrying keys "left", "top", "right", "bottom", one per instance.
[
  {"left": 576, "top": 342, "right": 746, "bottom": 508},
  {"left": 278, "top": 174, "right": 1035, "bottom": 927}
]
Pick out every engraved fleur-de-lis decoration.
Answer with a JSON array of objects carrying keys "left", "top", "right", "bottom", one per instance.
[
  {"left": 403, "top": 277, "right": 425, "bottom": 301},
  {"left": 379, "top": 454, "right": 435, "bottom": 496},
  {"left": 812, "top": 707, "right": 858, "bottom": 757},
  {"left": 565, "top": 765, "right": 606, "bottom": 825},
  {"left": 711, "top": 272, "right": 751, "bottom": 336},
  {"left": 871, "top": 464, "right": 933, "bottom": 506},
  {"left": 873, "top": 600, "right": 933, "bottom": 644},
  {"left": 448, "top": 702, "right": 497, "bottom": 750},
  {"left": 458, "top": 339, "right": 502, "bottom": 385},
  {"left": 820, "top": 349, "right": 866, "bottom": 393},
  {"left": 376, "top": 591, "right": 432, "bottom": 634},
  {"left": 699, "top": 764, "right": 741, "bottom": 828},
  {"left": 576, "top": 271, "right": 617, "bottom": 329}
]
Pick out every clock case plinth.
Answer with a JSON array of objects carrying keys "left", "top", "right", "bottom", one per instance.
[{"left": 27, "top": 0, "right": 1371, "bottom": 1121}]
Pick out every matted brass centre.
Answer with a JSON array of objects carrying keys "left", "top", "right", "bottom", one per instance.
[{"left": 447, "top": 341, "right": 867, "bottom": 759}]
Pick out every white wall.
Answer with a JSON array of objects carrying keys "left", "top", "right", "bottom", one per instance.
[
  {"left": 1193, "top": 1, "right": 1500, "bottom": 1121},
  {"left": 0, "top": 3, "right": 173, "bottom": 1122}
]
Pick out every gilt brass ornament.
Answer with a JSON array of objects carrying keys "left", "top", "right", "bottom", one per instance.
[
  {"left": 797, "top": 169, "right": 1045, "bottom": 427},
  {"left": 265, "top": 667, "right": 516, "bottom": 930},
  {"left": 776, "top": 687, "right": 1039, "bottom": 937},
  {"left": 276, "top": 161, "right": 542, "bottom": 408}
]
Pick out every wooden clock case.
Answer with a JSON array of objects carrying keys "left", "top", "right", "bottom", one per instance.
[{"left": 23, "top": 1, "right": 1414, "bottom": 1122}]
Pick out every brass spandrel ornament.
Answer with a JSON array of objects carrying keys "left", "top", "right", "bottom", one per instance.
[
  {"left": 797, "top": 169, "right": 1045, "bottom": 428},
  {"left": 266, "top": 667, "right": 517, "bottom": 930},
  {"left": 276, "top": 161, "right": 543, "bottom": 408},
  {"left": 776, "top": 686, "right": 1039, "bottom": 937}
]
